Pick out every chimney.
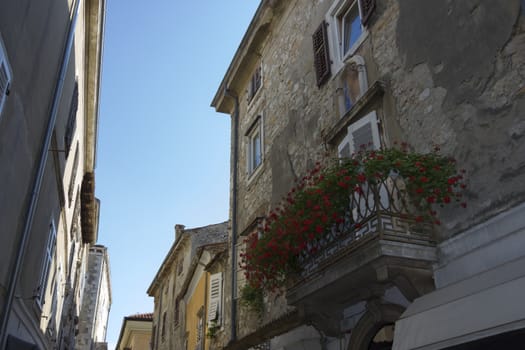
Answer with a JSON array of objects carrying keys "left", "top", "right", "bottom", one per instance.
[{"left": 175, "top": 224, "right": 185, "bottom": 240}]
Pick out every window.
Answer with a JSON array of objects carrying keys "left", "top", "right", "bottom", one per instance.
[
  {"left": 246, "top": 116, "right": 263, "bottom": 175},
  {"left": 248, "top": 64, "right": 262, "bottom": 102},
  {"left": 64, "top": 82, "right": 78, "bottom": 158},
  {"left": 196, "top": 307, "right": 204, "bottom": 350},
  {"left": 207, "top": 273, "right": 222, "bottom": 326},
  {"left": 338, "top": 111, "right": 380, "bottom": 158},
  {"left": 38, "top": 220, "right": 57, "bottom": 306},
  {"left": 173, "top": 298, "right": 180, "bottom": 326},
  {"left": 327, "top": 0, "right": 376, "bottom": 72},
  {"left": 161, "top": 311, "right": 167, "bottom": 342},
  {"left": 68, "top": 142, "right": 79, "bottom": 206},
  {"left": 0, "top": 33, "right": 12, "bottom": 118},
  {"left": 177, "top": 258, "right": 184, "bottom": 275},
  {"left": 340, "top": 3, "right": 362, "bottom": 56}
]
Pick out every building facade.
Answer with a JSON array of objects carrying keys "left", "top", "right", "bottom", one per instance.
[
  {"left": 0, "top": 0, "right": 107, "bottom": 349},
  {"left": 115, "top": 313, "right": 153, "bottom": 350},
  {"left": 147, "top": 222, "right": 228, "bottom": 350},
  {"left": 76, "top": 245, "right": 111, "bottom": 350},
  {"left": 212, "top": 0, "right": 525, "bottom": 349}
]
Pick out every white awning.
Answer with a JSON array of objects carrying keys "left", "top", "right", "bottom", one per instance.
[{"left": 393, "top": 256, "right": 525, "bottom": 350}]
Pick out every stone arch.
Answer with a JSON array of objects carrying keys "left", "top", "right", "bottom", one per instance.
[{"left": 347, "top": 300, "right": 404, "bottom": 350}]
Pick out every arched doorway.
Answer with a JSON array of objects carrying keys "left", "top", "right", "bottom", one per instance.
[
  {"left": 368, "top": 324, "right": 394, "bottom": 350},
  {"left": 347, "top": 302, "right": 403, "bottom": 350}
]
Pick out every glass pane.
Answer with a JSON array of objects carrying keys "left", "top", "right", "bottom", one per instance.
[
  {"left": 253, "top": 132, "right": 261, "bottom": 168},
  {"left": 343, "top": 4, "right": 362, "bottom": 54}
]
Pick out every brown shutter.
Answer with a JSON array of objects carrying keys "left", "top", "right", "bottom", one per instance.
[
  {"left": 360, "top": 0, "right": 376, "bottom": 26},
  {"left": 312, "top": 21, "right": 331, "bottom": 87}
]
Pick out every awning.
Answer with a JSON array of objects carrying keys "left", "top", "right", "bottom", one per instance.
[{"left": 393, "top": 256, "right": 525, "bottom": 350}]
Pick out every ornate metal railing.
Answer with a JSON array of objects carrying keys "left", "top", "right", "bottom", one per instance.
[{"left": 297, "top": 174, "right": 435, "bottom": 277}]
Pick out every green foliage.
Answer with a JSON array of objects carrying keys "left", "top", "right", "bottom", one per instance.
[
  {"left": 206, "top": 320, "right": 220, "bottom": 339},
  {"left": 239, "top": 283, "right": 264, "bottom": 316}
]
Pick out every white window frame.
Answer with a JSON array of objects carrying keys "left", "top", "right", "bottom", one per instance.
[
  {"left": 338, "top": 110, "right": 380, "bottom": 157},
  {"left": 246, "top": 115, "right": 264, "bottom": 176},
  {"left": 38, "top": 220, "right": 57, "bottom": 307},
  {"left": 0, "top": 33, "right": 13, "bottom": 118},
  {"left": 327, "top": 0, "right": 369, "bottom": 74}
]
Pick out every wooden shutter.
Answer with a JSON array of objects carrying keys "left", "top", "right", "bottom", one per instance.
[
  {"left": 359, "top": 0, "right": 376, "bottom": 26},
  {"left": 312, "top": 21, "right": 331, "bottom": 87},
  {"left": 207, "top": 273, "right": 222, "bottom": 326},
  {"left": 347, "top": 111, "right": 380, "bottom": 154}
]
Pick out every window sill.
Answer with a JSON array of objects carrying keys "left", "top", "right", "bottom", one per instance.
[
  {"left": 333, "top": 30, "right": 369, "bottom": 76},
  {"left": 246, "top": 161, "right": 265, "bottom": 189},
  {"left": 324, "top": 80, "right": 385, "bottom": 146}
]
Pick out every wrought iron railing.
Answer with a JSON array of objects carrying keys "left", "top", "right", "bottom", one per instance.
[{"left": 297, "top": 174, "right": 435, "bottom": 277}]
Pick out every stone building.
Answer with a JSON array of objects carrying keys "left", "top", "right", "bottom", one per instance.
[
  {"left": 76, "top": 245, "right": 111, "bottom": 350},
  {"left": 0, "top": 0, "right": 106, "bottom": 349},
  {"left": 212, "top": 0, "right": 525, "bottom": 349},
  {"left": 147, "top": 222, "right": 228, "bottom": 350},
  {"left": 115, "top": 312, "right": 153, "bottom": 350}
]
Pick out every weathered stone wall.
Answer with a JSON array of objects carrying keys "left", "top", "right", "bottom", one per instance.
[
  {"left": 371, "top": 0, "right": 525, "bottom": 236},
  {"left": 230, "top": 0, "right": 525, "bottom": 341}
]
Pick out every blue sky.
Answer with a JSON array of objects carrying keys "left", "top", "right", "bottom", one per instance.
[{"left": 97, "top": 1, "right": 260, "bottom": 347}]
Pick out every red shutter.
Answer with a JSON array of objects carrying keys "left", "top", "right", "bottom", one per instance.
[
  {"left": 360, "top": 0, "right": 376, "bottom": 26},
  {"left": 312, "top": 21, "right": 331, "bottom": 87}
]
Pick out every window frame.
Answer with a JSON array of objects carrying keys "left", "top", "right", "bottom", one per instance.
[
  {"left": 37, "top": 220, "right": 57, "bottom": 308},
  {"left": 0, "top": 33, "right": 13, "bottom": 119},
  {"left": 327, "top": 0, "right": 369, "bottom": 74},
  {"left": 338, "top": 110, "right": 380, "bottom": 157},
  {"left": 248, "top": 63, "right": 263, "bottom": 103},
  {"left": 245, "top": 115, "right": 264, "bottom": 176}
]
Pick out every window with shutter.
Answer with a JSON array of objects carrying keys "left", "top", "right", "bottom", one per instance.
[
  {"left": 347, "top": 111, "right": 380, "bottom": 154},
  {"left": 0, "top": 34, "right": 12, "bottom": 118},
  {"left": 326, "top": 0, "right": 375, "bottom": 73},
  {"left": 207, "top": 273, "right": 222, "bottom": 326},
  {"left": 312, "top": 21, "right": 331, "bottom": 87}
]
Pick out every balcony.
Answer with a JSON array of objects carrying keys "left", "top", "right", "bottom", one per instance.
[
  {"left": 285, "top": 175, "right": 437, "bottom": 334},
  {"left": 241, "top": 148, "right": 465, "bottom": 335}
]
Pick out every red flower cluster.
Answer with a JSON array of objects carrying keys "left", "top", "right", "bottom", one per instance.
[{"left": 240, "top": 145, "right": 468, "bottom": 292}]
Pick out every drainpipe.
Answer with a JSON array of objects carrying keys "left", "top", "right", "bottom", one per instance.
[
  {"left": 224, "top": 88, "right": 239, "bottom": 345},
  {"left": 0, "top": 1, "right": 81, "bottom": 347}
]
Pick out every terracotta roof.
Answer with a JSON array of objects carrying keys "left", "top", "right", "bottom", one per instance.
[{"left": 126, "top": 312, "right": 153, "bottom": 321}]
